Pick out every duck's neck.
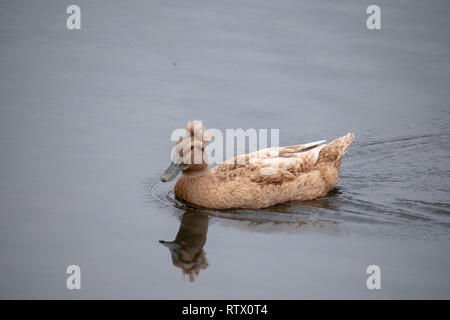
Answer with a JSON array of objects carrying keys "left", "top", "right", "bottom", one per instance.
[
  {"left": 181, "top": 163, "right": 212, "bottom": 178},
  {"left": 175, "top": 164, "right": 216, "bottom": 206}
]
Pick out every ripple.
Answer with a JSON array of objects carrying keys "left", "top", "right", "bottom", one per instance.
[{"left": 145, "top": 177, "right": 450, "bottom": 239}]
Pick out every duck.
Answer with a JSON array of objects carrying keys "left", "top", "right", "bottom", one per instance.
[{"left": 160, "top": 121, "right": 354, "bottom": 210}]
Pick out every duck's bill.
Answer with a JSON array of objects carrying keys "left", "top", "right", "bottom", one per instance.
[
  {"left": 159, "top": 240, "right": 182, "bottom": 250},
  {"left": 160, "top": 162, "right": 183, "bottom": 182}
]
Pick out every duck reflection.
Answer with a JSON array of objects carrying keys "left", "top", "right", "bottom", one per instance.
[
  {"left": 159, "top": 210, "right": 209, "bottom": 282},
  {"left": 159, "top": 192, "right": 340, "bottom": 282}
]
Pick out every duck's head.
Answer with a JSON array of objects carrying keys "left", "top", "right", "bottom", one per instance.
[{"left": 160, "top": 120, "right": 211, "bottom": 182}]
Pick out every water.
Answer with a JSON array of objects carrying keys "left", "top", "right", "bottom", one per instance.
[{"left": 0, "top": 0, "right": 449, "bottom": 299}]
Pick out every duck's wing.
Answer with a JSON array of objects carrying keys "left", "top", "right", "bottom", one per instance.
[{"left": 213, "top": 140, "right": 327, "bottom": 184}]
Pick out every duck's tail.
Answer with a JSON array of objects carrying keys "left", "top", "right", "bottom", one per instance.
[{"left": 317, "top": 133, "right": 355, "bottom": 164}]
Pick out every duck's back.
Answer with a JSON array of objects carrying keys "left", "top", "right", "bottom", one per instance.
[{"left": 213, "top": 134, "right": 354, "bottom": 184}]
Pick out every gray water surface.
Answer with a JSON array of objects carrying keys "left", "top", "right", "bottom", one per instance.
[{"left": 0, "top": 0, "right": 449, "bottom": 299}]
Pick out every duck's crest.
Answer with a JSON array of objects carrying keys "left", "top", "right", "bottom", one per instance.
[{"left": 186, "top": 120, "right": 211, "bottom": 143}]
